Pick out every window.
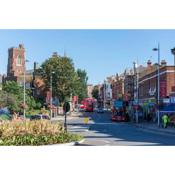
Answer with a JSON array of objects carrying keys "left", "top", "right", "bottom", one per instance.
[{"left": 17, "top": 55, "right": 22, "bottom": 66}]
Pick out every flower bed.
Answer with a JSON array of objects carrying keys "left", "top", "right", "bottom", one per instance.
[{"left": 0, "top": 120, "right": 82, "bottom": 146}]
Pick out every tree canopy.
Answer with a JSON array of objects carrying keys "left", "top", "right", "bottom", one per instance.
[
  {"left": 92, "top": 86, "right": 99, "bottom": 100},
  {"left": 1, "top": 81, "right": 40, "bottom": 113},
  {"left": 39, "top": 53, "right": 88, "bottom": 104}
]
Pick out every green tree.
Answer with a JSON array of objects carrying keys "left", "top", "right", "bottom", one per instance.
[
  {"left": 3, "top": 81, "right": 23, "bottom": 95},
  {"left": 92, "top": 86, "right": 99, "bottom": 99},
  {"left": 0, "top": 90, "right": 21, "bottom": 112},
  {"left": 1, "top": 81, "right": 41, "bottom": 113},
  {"left": 40, "top": 54, "right": 78, "bottom": 103},
  {"left": 76, "top": 69, "right": 88, "bottom": 102}
]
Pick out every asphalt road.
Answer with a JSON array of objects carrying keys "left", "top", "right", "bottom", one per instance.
[{"left": 67, "top": 111, "right": 175, "bottom": 146}]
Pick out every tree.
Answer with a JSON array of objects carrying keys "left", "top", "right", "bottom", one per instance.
[
  {"left": 76, "top": 69, "right": 88, "bottom": 102},
  {"left": 1, "top": 81, "right": 41, "bottom": 113},
  {"left": 92, "top": 86, "right": 99, "bottom": 99},
  {"left": 40, "top": 54, "right": 78, "bottom": 103},
  {"left": 0, "top": 90, "right": 21, "bottom": 112},
  {"left": 3, "top": 81, "right": 23, "bottom": 95}
]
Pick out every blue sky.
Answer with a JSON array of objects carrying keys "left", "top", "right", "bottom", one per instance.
[{"left": 0, "top": 29, "right": 175, "bottom": 85}]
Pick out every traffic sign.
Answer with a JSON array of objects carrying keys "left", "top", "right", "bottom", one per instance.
[
  {"left": 63, "top": 102, "right": 70, "bottom": 132},
  {"left": 63, "top": 102, "right": 70, "bottom": 113},
  {"left": 84, "top": 117, "right": 89, "bottom": 124}
]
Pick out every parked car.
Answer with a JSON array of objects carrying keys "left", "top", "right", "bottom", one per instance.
[{"left": 30, "top": 114, "right": 50, "bottom": 120}]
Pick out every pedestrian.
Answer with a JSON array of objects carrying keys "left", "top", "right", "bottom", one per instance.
[{"left": 162, "top": 113, "right": 169, "bottom": 128}]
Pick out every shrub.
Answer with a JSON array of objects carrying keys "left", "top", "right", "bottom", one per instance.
[
  {"left": 0, "top": 114, "right": 12, "bottom": 121},
  {"left": 0, "top": 120, "right": 82, "bottom": 146}
]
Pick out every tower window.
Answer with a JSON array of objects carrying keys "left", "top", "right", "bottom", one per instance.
[{"left": 17, "top": 55, "right": 22, "bottom": 66}]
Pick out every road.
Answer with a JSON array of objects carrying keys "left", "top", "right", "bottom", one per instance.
[{"left": 67, "top": 110, "right": 175, "bottom": 146}]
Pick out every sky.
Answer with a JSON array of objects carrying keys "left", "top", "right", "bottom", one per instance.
[{"left": 1, "top": 29, "right": 175, "bottom": 85}]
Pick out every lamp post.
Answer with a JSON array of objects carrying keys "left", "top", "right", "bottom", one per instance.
[
  {"left": 23, "top": 59, "right": 29, "bottom": 119},
  {"left": 171, "top": 48, "right": 175, "bottom": 93},
  {"left": 103, "top": 80, "right": 106, "bottom": 109},
  {"left": 133, "top": 61, "right": 139, "bottom": 123},
  {"left": 31, "top": 62, "right": 38, "bottom": 97},
  {"left": 153, "top": 44, "right": 160, "bottom": 127},
  {"left": 50, "top": 71, "right": 55, "bottom": 119}
]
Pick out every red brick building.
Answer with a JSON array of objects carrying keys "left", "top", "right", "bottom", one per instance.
[
  {"left": 123, "top": 69, "right": 135, "bottom": 101},
  {"left": 111, "top": 74, "right": 124, "bottom": 100},
  {"left": 139, "top": 60, "right": 175, "bottom": 104}
]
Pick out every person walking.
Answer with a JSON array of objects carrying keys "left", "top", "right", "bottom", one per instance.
[{"left": 162, "top": 113, "right": 169, "bottom": 128}]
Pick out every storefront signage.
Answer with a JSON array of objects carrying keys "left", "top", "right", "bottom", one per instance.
[
  {"left": 170, "top": 97, "right": 175, "bottom": 104},
  {"left": 149, "top": 87, "right": 156, "bottom": 96},
  {"left": 163, "top": 98, "right": 170, "bottom": 103}
]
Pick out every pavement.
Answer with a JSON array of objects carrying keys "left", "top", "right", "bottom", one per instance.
[
  {"left": 132, "top": 122, "right": 175, "bottom": 136},
  {"left": 51, "top": 111, "right": 82, "bottom": 122}
]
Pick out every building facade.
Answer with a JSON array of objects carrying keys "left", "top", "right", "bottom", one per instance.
[
  {"left": 138, "top": 60, "right": 175, "bottom": 104},
  {"left": 87, "top": 84, "right": 94, "bottom": 98},
  {"left": 123, "top": 69, "right": 135, "bottom": 101},
  {"left": 111, "top": 74, "right": 124, "bottom": 100},
  {"left": 6, "top": 44, "right": 25, "bottom": 83}
]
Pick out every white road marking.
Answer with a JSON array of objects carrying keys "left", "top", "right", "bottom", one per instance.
[{"left": 104, "top": 140, "right": 110, "bottom": 144}]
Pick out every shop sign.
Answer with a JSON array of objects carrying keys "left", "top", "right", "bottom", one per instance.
[
  {"left": 149, "top": 87, "right": 156, "bottom": 96},
  {"left": 163, "top": 98, "right": 170, "bottom": 103},
  {"left": 170, "top": 97, "right": 175, "bottom": 104}
]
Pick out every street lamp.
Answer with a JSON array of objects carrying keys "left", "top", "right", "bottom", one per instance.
[
  {"left": 50, "top": 71, "right": 55, "bottom": 119},
  {"left": 31, "top": 62, "right": 39, "bottom": 97},
  {"left": 103, "top": 80, "right": 106, "bottom": 109},
  {"left": 153, "top": 43, "right": 160, "bottom": 127},
  {"left": 171, "top": 48, "right": 175, "bottom": 93},
  {"left": 133, "top": 61, "right": 139, "bottom": 123},
  {"left": 23, "top": 59, "right": 29, "bottom": 119}
]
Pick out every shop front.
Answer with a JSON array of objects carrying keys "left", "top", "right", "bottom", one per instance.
[{"left": 139, "top": 98, "right": 157, "bottom": 122}]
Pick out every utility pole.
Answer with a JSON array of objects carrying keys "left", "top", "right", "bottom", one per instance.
[
  {"left": 153, "top": 44, "right": 160, "bottom": 127},
  {"left": 133, "top": 61, "right": 139, "bottom": 123},
  {"left": 103, "top": 80, "right": 106, "bottom": 109},
  {"left": 23, "top": 62, "right": 26, "bottom": 119},
  {"left": 50, "top": 72, "right": 55, "bottom": 119},
  {"left": 23, "top": 59, "right": 29, "bottom": 119},
  {"left": 171, "top": 47, "right": 175, "bottom": 93},
  {"left": 32, "top": 62, "right": 37, "bottom": 97}
]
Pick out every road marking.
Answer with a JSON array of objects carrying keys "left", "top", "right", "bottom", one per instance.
[
  {"left": 91, "top": 122, "right": 120, "bottom": 125},
  {"left": 103, "top": 140, "right": 110, "bottom": 144}
]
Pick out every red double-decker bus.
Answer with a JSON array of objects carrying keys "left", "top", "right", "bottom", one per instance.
[{"left": 81, "top": 98, "right": 94, "bottom": 112}]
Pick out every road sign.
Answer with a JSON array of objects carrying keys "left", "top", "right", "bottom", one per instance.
[
  {"left": 63, "top": 102, "right": 70, "bottom": 132},
  {"left": 63, "top": 102, "right": 70, "bottom": 113},
  {"left": 84, "top": 117, "right": 89, "bottom": 124}
]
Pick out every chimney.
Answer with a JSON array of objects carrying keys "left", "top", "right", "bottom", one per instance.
[
  {"left": 147, "top": 60, "right": 152, "bottom": 67},
  {"left": 161, "top": 59, "right": 167, "bottom": 66},
  {"left": 19, "top": 44, "right": 24, "bottom": 48}
]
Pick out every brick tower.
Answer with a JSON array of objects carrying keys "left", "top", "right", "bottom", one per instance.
[{"left": 7, "top": 44, "right": 25, "bottom": 81}]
